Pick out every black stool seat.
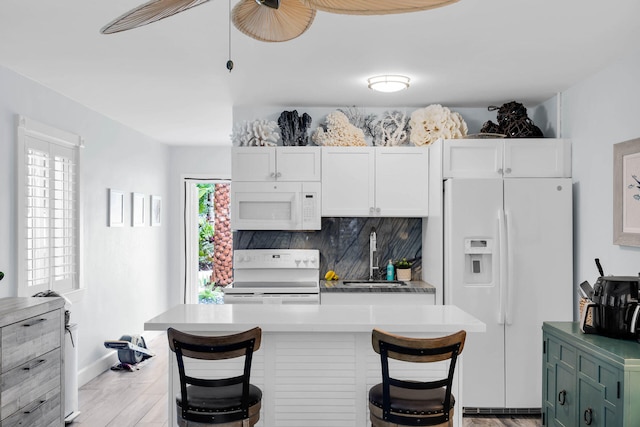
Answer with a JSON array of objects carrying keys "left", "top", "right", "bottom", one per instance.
[
  {"left": 369, "top": 383, "right": 454, "bottom": 418},
  {"left": 177, "top": 383, "right": 262, "bottom": 413}
]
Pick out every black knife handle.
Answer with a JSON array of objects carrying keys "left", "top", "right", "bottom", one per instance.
[{"left": 595, "top": 258, "right": 604, "bottom": 277}]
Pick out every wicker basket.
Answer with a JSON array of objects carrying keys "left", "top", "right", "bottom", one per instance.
[{"left": 579, "top": 298, "right": 593, "bottom": 327}]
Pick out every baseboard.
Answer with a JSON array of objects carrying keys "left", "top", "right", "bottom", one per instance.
[
  {"left": 463, "top": 407, "right": 541, "bottom": 416},
  {"left": 78, "top": 352, "right": 118, "bottom": 387},
  {"left": 77, "top": 330, "right": 164, "bottom": 387}
]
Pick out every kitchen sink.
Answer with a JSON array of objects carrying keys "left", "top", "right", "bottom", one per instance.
[{"left": 342, "top": 280, "right": 406, "bottom": 288}]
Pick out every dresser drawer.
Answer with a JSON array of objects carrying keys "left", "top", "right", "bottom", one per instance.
[
  {"left": 0, "top": 348, "right": 61, "bottom": 419},
  {"left": 1, "top": 310, "right": 61, "bottom": 373},
  {"left": 0, "top": 388, "right": 61, "bottom": 427}
]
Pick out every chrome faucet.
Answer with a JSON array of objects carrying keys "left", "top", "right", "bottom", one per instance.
[{"left": 369, "top": 227, "right": 379, "bottom": 280}]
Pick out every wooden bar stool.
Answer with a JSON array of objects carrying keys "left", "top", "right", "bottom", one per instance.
[
  {"left": 369, "top": 329, "right": 466, "bottom": 427},
  {"left": 167, "top": 327, "right": 262, "bottom": 427}
]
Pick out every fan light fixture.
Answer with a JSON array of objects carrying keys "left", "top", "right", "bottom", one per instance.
[{"left": 367, "top": 75, "right": 410, "bottom": 93}]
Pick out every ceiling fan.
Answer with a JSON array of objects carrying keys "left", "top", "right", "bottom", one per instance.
[{"left": 101, "top": 0, "right": 459, "bottom": 43}]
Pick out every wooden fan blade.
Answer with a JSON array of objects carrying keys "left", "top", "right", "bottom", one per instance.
[
  {"left": 101, "top": 0, "right": 212, "bottom": 34},
  {"left": 302, "top": 0, "right": 459, "bottom": 15},
  {"left": 232, "top": 0, "right": 316, "bottom": 42}
]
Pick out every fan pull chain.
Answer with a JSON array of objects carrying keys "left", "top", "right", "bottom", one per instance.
[{"left": 226, "top": 0, "right": 234, "bottom": 72}]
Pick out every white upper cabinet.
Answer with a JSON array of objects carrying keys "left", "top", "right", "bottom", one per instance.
[
  {"left": 375, "top": 147, "right": 429, "bottom": 216},
  {"left": 322, "top": 147, "right": 429, "bottom": 217},
  {"left": 321, "top": 147, "right": 375, "bottom": 216},
  {"left": 232, "top": 146, "right": 321, "bottom": 181},
  {"left": 443, "top": 138, "right": 571, "bottom": 178}
]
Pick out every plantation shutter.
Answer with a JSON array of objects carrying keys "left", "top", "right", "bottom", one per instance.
[{"left": 18, "top": 116, "right": 81, "bottom": 296}]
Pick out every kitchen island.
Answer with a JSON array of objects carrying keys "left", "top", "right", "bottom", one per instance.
[{"left": 145, "top": 304, "right": 485, "bottom": 427}]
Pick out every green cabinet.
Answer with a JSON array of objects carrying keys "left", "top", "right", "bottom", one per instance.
[{"left": 542, "top": 322, "right": 640, "bottom": 426}]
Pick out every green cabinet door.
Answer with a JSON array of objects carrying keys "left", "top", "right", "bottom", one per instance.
[
  {"left": 555, "top": 363, "right": 575, "bottom": 426},
  {"left": 543, "top": 334, "right": 577, "bottom": 426},
  {"left": 578, "top": 376, "right": 605, "bottom": 426}
]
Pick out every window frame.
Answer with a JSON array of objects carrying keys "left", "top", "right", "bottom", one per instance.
[{"left": 16, "top": 115, "right": 85, "bottom": 302}]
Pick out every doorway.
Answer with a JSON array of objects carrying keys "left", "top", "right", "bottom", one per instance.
[{"left": 184, "top": 179, "right": 232, "bottom": 304}]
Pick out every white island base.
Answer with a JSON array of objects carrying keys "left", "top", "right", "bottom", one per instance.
[{"left": 145, "top": 304, "right": 485, "bottom": 427}]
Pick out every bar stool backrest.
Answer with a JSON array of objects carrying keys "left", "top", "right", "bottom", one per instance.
[
  {"left": 167, "top": 327, "right": 262, "bottom": 425},
  {"left": 371, "top": 329, "right": 466, "bottom": 426}
]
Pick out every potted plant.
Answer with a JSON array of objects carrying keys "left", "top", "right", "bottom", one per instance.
[{"left": 394, "top": 258, "right": 412, "bottom": 281}]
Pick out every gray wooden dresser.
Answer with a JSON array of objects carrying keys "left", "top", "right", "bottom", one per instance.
[{"left": 0, "top": 297, "right": 65, "bottom": 426}]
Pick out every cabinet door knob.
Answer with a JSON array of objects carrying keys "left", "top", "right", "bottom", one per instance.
[
  {"left": 376, "top": 207, "right": 381, "bottom": 214},
  {"left": 276, "top": 172, "right": 282, "bottom": 178},
  {"left": 504, "top": 167, "right": 512, "bottom": 174},
  {"left": 370, "top": 207, "right": 374, "bottom": 213},
  {"left": 270, "top": 172, "right": 276, "bottom": 178},
  {"left": 558, "top": 390, "right": 566, "bottom": 405},
  {"left": 583, "top": 408, "right": 593, "bottom": 425},
  {"left": 497, "top": 168, "right": 503, "bottom": 174}
]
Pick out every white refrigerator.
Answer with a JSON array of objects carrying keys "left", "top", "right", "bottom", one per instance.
[{"left": 444, "top": 177, "right": 573, "bottom": 410}]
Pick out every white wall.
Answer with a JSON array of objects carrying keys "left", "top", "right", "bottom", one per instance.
[
  {"left": 0, "top": 65, "right": 171, "bottom": 385},
  {"left": 562, "top": 49, "right": 640, "bottom": 312}
]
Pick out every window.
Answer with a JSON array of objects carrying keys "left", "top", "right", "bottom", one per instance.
[{"left": 16, "top": 116, "right": 83, "bottom": 300}]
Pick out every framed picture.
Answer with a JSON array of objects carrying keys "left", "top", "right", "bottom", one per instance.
[
  {"left": 613, "top": 137, "right": 640, "bottom": 246},
  {"left": 109, "top": 189, "right": 125, "bottom": 227},
  {"left": 151, "top": 195, "right": 162, "bottom": 226},
  {"left": 132, "top": 192, "right": 146, "bottom": 227}
]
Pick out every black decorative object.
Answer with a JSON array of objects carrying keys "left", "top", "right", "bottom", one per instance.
[
  {"left": 277, "top": 110, "right": 312, "bottom": 146},
  {"left": 480, "top": 101, "right": 543, "bottom": 138},
  {"left": 0, "top": 271, "right": 4, "bottom": 281}
]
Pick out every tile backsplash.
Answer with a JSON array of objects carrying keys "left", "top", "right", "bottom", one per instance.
[{"left": 234, "top": 217, "right": 422, "bottom": 281}]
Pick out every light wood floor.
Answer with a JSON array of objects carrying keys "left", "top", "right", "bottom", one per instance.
[{"left": 76, "top": 334, "right": 540, "bottom": 427}]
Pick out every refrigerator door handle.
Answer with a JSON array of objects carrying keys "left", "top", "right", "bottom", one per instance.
[
  {"left": 497, "top": 209, "right": 507, "bottom": 325},
  {"left": 505, "top": 210, "right": 514, "bottom": 326}
]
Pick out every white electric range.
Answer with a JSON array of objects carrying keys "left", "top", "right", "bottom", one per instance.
[{"left": 223, "top": 249, "right": 320, "bottom": 304}]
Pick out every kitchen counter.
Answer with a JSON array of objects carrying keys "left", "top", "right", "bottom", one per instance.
[
  {"left": 145, "top": 303, "right": 481, "bottom": 333},
  {"left": 321, "top": 279, "right": 435, "bottom": 293},
  {"left": 146, "top": 304, "right": 484, "bottom": 427}
]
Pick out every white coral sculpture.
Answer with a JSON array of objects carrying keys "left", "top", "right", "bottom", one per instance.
[
  {"left": 374, "top": 110, "right": 409, "bottom": 146},
  {"left": 231, "top": 119, "right": 279, "bottom": 146},
  {"left": 409, "top": 104, "right": 468, "bottom": 146},
  {"left": 311, "top": 111, "right": 367, "bottom": 146},
  {"left": 338, "top": 106, "right": 377, "bottom": 139}
]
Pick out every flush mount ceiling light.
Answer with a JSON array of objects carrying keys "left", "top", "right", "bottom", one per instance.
[{"left": 367, "top": 75, "right": 411, "bottom": 93}]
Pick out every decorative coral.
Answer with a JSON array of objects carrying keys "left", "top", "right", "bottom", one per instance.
[
  {"left": 373, "top": 110, "right": 410, "bottom": 146},
  {"left": 339, "top": 106, "right": 377, "bottom": 139},
  {"left": 278, "top": 110, "right": 312, "bottom": 146},
  {"left": 231, "top": 119, "right": 279, "bottom": 146},
  {"left": 409, "top": 104, "right": 468, "bottom": 146},
  {"left": 312, "top": 111, "right": 367, "bottom": 146},
  {"left": 480, "top": 101, "right": 543, "bottom": 138}
]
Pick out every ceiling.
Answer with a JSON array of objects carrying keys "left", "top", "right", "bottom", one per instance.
[{"left": 1, "top": 0, "right": 640, "bottom": 146}]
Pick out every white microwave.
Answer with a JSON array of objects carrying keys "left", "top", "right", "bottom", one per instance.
[{"left": 231, "top": 181, "right": 321, "bottom": 230}]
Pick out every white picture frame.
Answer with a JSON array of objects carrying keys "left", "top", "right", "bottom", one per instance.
[
  {"left": 109, "top": 189, "right": 125, "bottom": 227},
  {"left": 614, "top": 137, "right": 640, "bottom": 246},
  {"left": 132, "top": 192, "right": 146, "bottom": 227},
  {"left": 151, "top": 195, "right": 162, "bottom": 226}
]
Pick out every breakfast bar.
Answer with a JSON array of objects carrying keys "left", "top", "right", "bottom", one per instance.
[{"left": 145, "top": 304, "right": 485, "bottom": 427}]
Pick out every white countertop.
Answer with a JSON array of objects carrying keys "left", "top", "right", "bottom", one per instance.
[{"left": 145, "top": 304, "right": 485, "bottom": 333}]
